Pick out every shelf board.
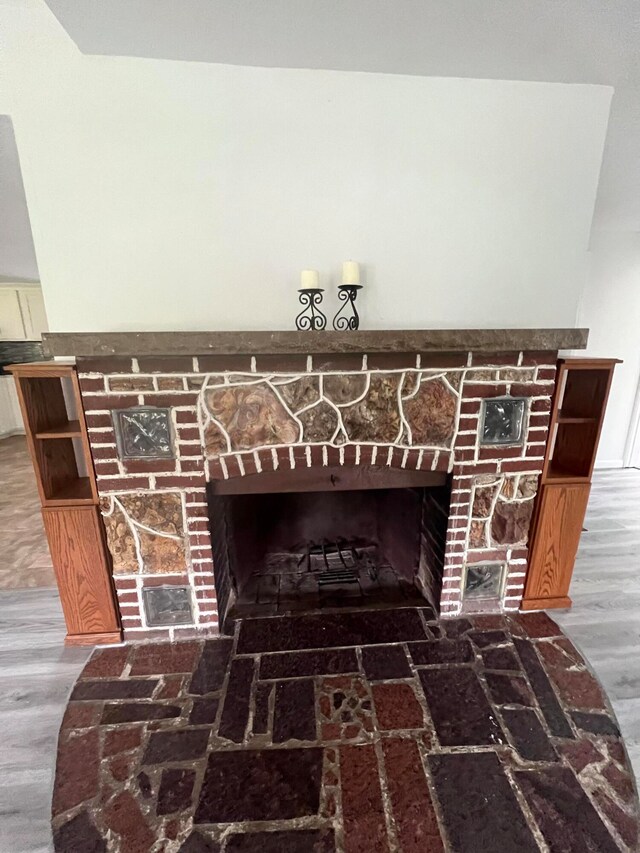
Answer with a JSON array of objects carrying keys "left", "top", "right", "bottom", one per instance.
[
  {"left": 35, "top": 420, "right": 83, "bottom": 439},
  {"left": 44, "top": 477, "right": 96, "bottom": 506},
  {"left": 556, "top": 413, "right": 597, "bottom": 425},
  {"left": 543, "top": 464, "right": 591, "bottom": 485}
]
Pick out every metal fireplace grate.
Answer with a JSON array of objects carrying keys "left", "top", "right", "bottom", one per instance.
[{"left": 316, "top": 568, "right": 359, "bottom": 586}]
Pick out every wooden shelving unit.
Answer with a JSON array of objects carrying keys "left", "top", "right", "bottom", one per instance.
[
  {"left": 7, "top": 362, "right": 122, "bottom": 645},
  {"left": 521, "top": 358, "right": 620, "bottom": 611}
]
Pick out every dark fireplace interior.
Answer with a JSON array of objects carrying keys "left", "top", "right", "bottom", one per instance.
[{"left": 207, "top": 467, "right": 451, "bottom": 629}]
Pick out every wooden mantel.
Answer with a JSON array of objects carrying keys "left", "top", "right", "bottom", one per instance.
[{"left": 42, "top": 328, "right": 588, "bottom": 358}]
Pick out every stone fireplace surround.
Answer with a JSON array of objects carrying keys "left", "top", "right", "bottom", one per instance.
[{"left": 42, "top": 329, "right": 588, "bottom": 642}]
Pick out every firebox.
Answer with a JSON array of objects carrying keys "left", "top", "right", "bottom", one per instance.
[{"left": 207, "top": 465, "right": 451, "bottom": 630}]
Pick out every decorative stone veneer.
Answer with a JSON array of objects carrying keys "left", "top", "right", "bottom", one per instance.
[{"left": 78, "top": 350, "right": 556, "bottom": 639}]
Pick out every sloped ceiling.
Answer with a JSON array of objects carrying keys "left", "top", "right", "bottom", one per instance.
[{"left": 40, "top": 0, "right": 640, "bottom": 231}]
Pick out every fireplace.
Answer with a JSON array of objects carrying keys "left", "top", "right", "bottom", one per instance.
[
  {"left": 38, "top": 328, "right": 589, "bottom": 641},
  {"left": 207, "top": 466, "right": 451, "bottom": 628}
]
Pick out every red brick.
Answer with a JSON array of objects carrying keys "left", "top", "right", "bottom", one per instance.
[
  {"left": 258, "top": 448, "right": 275, "bottom": 471},
  {"left": 460, "top": 400, "right": 481, "bottom": 415},
  {"left": 85, "top": 413, "right": 115, "bottom": 428},
  {"left": 372, "top": 683, "right": 425, "bottom": 730},
  {"left": 462, "top": 383, "right": 508, "bottom": 398},
  {"left": 176, "top": 410, "right": 198, "bottom": 424},
  {"left": 123, "top": 459, "right": 177, "bottom": 474},
  {"left": 466, "top": 548, "right": 508, "bottom": 563},
  {"left": 129, "top": 641, "right": 200, "bottom": 675},
  {"left": 509, "top": 548, "right": 528, "bottom": 560},
  {"left": 500, "top": 460, "right": 544, "bottom": 473},
  {"left": 528, "top": 413, "right": 550, "bottom": 427},
  {"left": 91, "top": 445, "right": 118, "bottom": 460},
  {"left": 98, "top": 476, "right": 150, "bottom": 491},
  {"left": 140, "top": 393, "right": 198, "bottom": 408},
  {"left": 187, "top": 520, "right": 209, "bottom": 533},
  {"left": 470, "top": 352, "right": 520, "bottom": 366},
  {"left": 154, "top": 474, "right": 206, "bottom": 489},
  {"left": 142, "top": 574, "right": 189, "bottom": 587},
  {"left": 79, "top": 376, "right": 106, "bottom": 392},
  {"left": 418, "top": 450, "right": 435, "bottom": 470},
  {"left": 382, "top": 738, "right": 444, "bottom": 853},
  {"left": 521, "top": 350, "right": 558, "bottom": 366},
  {"left": 477, "top": 446, "right": 524, "bottom": 460},
  {"left": 94, "top": 461, "right": 121, "bottom": 476},
  {"left": 454, "top": 448, "right": 477, "bottom": 462},
  {"left": 198, "top": 613, "right": 219, "bottom": 625},
  {"left": 536, "top": 367, "right": 557, "bottom": 381},
  {"left": 525, "top": 444, "right": 546, "bottom": 458},
  {"left": 198, "top": 354, "right": 253, "bottom": 372},
  {"left": 52, "top": 728, "right": 100, "bottom": 815},
  {"left": 136, "top": 356, "right": 194, "bottom": 373},
  {"left": 207, "top": 459, "right": 224, "bottom": 479},
  {"left": 114, "top": 578, "right": 137, "bottom": 590},
  {"left": 455, "top": 433, "right": 476, "bottom": 447},
  {"left": 340, "top": 744, "right": 389, "bottom": 853},
  {"left": 223, "top": 456, "right": 242, "bottom": 478},
  {"left": 179, "top": 458, "right": 202, "bottom": 473},
  {"left": 510, "top": 383, "right": 553, "bottom": 398},
  {"left": 195, "top": 587, "right": 217, "bottom": 600},
  {"left": 117, "top": 591, "right": 138, "bottom": 604},
  {"left": 178, "top": 443, "right": 203, "bottom": 457},
  {"left": 77, "top": 356, "right": 134, "bottom": 374},
  {"left": 155, "top": 376, "right": 186, "bottom": 391},
  {"left": 531, "top": 398, "right": 552, "bottom": 412},
  {"left": 453, "top": 462, "right": 498, "bottom": 476},
  {"left": 122, "top": 618, "right": 143, "bottom": 628},
  {"left": 103, "top": 726, "right": 143, "bottom": 757},
  {"left": 83, "top": 394, "right": 140, "bottom": 412},
  {"left": 178, "top": 427, "right": 200, "bottom": 441},
  {"left": 108, "top": 376, "right": 155, "bottom": 392}
]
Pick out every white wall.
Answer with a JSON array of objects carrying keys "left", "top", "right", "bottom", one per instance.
[
  {"left": 1, "top": 2, "right": 611, "bottom": 334},
  {"left": 0, "top": 116, "right": 39, "bottom": 280},
  {"left": 578, "top": 230, "right": 640, "bottom": 468}
]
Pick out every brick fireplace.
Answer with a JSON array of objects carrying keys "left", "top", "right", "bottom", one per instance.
[{"left": 47, "top": 329, "right": 587, "bottom": 642}]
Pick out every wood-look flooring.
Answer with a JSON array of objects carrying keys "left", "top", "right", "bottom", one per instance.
[
  {"left": 0, "top": 466, "right": 638, "bottom": 851},
  {"left": 555, "top": 467, "right": 640, "bottom": 782},
  {"left": 0, "top": 436, "right": 56, "bottom": 589}
]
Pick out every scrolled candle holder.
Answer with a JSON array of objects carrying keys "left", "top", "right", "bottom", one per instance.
[
  {"left": 295, "top": 288, "right": 327, "bottom": 331},
  {"left": 332, "top": 284, "right": 362, "bottom": 331}
]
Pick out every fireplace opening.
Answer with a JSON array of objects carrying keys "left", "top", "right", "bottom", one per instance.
[{"left": 207, "top": 466, "right": 451, "bottom": 630}]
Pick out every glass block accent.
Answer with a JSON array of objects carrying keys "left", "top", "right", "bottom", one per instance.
[
  {"left": 463, "top": 563, "right": 506, "bottom": 600},
  {"left": 113, "top": 407, "right": 174, "bottom": 459},
  {"left": 142, "top": 585, "right": 193, "bottom": 626},
  {"left": 481, "top": 398, "right": 525, "bottom": 445}
]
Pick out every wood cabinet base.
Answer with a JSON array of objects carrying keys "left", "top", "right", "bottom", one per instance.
[
  {"left": 65, "top": 631, "right": 123, "bottom": 646},
  {"left": 520, "top": 596, "right": 572, "bottom": 611},
  {"left": 43, "top": 506, "right": 122, "bottom": 644}
]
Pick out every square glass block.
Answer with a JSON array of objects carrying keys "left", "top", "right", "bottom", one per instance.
[
  {"left": 142, "top": 586, "right": 193, "bottom": 627},
  {"left": 113, "top": 407, "right": 174, "bottom": 459},
  {"left": 481, "top": 398, "right": 525, "bottom": 445},
  {"left": 464, "top": 563, "right": 505, "bottom": 600}
]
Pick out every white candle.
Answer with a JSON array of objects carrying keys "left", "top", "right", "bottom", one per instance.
[
  {"left": 300, "top": 269, "right": 320, "bottom": 289},
  {"left": 342, "top": 260, "right": 360, "bottom": 285}
]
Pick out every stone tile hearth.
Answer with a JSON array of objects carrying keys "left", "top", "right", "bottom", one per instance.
[{"left": 51, "top": 609, "right": 639, "bottom": 852}]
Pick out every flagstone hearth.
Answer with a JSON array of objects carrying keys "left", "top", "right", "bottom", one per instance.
[{"left": 51, "top": 610, "right": 638, "bottom": 852}]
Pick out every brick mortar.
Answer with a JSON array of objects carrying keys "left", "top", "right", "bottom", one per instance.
[{"left": 79, "top": 356, "right": 556, "bottom": 637}]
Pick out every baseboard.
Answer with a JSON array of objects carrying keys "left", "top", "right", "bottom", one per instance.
[
  {"left": 0, "top": 428, "right": 25, "bottom": 439},
  {"left": 594, "top": 458, "right": 624, "bottom": 470}
]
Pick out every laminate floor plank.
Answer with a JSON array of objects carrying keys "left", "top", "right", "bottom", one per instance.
[
  {"left": 556, "top": 468, "right": 640, "bottom": 785},
  {"left": 0, "top": 588, "right": 91, "bottom": 853}
]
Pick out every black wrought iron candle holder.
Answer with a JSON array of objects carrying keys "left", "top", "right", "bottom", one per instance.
[
  {"left": 295, "top": 288, "right": 327, "bottom": 331},
  {"left": 332, "top": 284, "right": 362, "bottom": 331}
]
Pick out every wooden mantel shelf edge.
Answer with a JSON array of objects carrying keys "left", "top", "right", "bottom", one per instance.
[{"left": 43, "top": 328, "right": 589, "bottom": 358}]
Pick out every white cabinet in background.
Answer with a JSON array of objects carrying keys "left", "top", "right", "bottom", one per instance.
[
  {"left": 0, "top": 376, "right": 24, "bottom": 436},
  {"left": 0, "top": 289, "right": 25, "bottom": 340},
  {"left": 0, "top": 284, "right": 48, "bottom": 340}
]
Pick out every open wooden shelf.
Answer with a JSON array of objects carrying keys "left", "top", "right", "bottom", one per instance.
[
  {"left": 35, "top": 419, "right": 83, "bottom": 439},
  {"left": 556, "top": 414, "right": 597, "bottom": 425},
  {"left": 6, "top": 361, "right": 121, "bottom": 645},
  {"left": 44, "top": 477, "right": 95, "bottom": 506},
  {"left": 523, "top": 357, "right": 620, "bottom": 611}
]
